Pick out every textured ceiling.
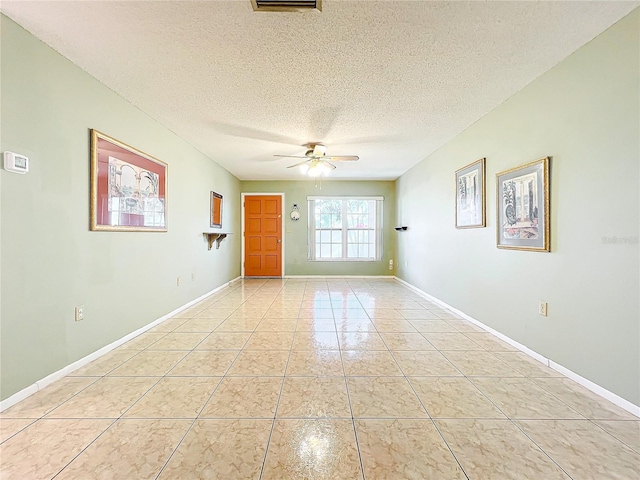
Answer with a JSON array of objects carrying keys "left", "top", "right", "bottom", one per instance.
[{"left": 2, "top": 1, "right": 637, "bottom": 180}]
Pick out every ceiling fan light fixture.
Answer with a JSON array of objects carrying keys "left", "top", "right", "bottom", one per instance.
[
  {"left": 299, "top": 163, "right": 310, "bottom": 174},
  {"left": 306, "top": 161, "right": 331, "bottom": 177},
  {"left": 318, "top": 162, "right": 331, "bottom": 174},
  {"left": 307, "top": 164, "right": 323, "bottom": 177}
]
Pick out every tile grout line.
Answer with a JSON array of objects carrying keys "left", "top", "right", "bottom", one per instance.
[
  {"left": 496, "top": 371, "right": 620, "bottom": 479},
  {"left": 22, "top": 299, "right": 223, "bottom": 475},
  {"left": 508, "top": 420, "right": 576, "bottom": 479},
  {"left": 585, "top": 419, "right": 640, "bottom": 455},
  {"left": 450, "top": 346, "right": 578, "bottom": 479},
  {"left": 377, "top": 314, "right": 472, "bottom": 480},
  {"left": 153, "top": 280, "right": 269, "bottom": 479},
  {"left": 50, "top": 364, "right": 172, "bottom": 479},
  {"left": 50, "top": 417, "right": 120, "bottom": 479},
  {"left": 40, "top": 343, "right": 181, "bottom": 478},
  {"left": 257, "top": 279, "right": 300, "bottom": 480},
  {"left": 338, "top": 280, "right": 368, "bottom": 480}
]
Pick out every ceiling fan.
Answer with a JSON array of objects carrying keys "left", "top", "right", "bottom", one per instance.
[{"left": 274, "top": 143, "right": 359, "bottom": 176}]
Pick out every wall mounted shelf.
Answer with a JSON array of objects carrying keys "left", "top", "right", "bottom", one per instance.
[{"left": 203, "top": 232, "right": 232, "bottom": 250}]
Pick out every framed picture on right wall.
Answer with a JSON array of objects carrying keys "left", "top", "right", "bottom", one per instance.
[
  {"left": 496, "top": 157, "right": 550, "bottom": 252},
  {"left": 455, "top": 157, "right": 486, "bottom": 228}
]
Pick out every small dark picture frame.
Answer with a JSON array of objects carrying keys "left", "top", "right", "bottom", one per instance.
[{"left": 210, "top": 191, "right": 223, "bottom": 228}]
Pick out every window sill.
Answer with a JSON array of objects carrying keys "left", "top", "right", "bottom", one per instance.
[{"left": 308, "top": 258, "right": 380, "bottom": 262}]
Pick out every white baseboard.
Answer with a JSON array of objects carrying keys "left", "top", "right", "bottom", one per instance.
[
  {"left": 283, "top": 275, "right": 395, "bottom": 279},
  {"left": 549, "top": 360, "right": 640, "bottom": 417},
  {"left": 394, "top": 276, "right": 640, "bottom": 418},
  {"left": 0, "top": 277, "right": 240, "bottom": 413}
]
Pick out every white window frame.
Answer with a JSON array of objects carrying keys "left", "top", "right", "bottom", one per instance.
[{"left": 308, "top": 196, "right": 383, "bottom": 262}]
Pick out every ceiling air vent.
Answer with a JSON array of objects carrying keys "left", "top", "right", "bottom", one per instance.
[{"left": 251, "top": 0, "right": 321, "bottom": 12}]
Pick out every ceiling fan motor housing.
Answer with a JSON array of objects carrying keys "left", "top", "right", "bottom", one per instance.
[{"left": 307, "top": 144, "right": 327, "bottom": 157}]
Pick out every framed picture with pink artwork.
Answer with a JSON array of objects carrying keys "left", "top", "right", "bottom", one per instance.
[{"left": 90, "top": 129, "right": 168, "bottom": 232}]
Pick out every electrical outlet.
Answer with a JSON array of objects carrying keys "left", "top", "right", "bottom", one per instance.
[
  {"left": 75, "top": 305, "right": 84, "bottom": 322},
  {"left": 177, "top": 276, "right": 182, "bottom": 286},
  {"left": 538, "top": 301, "right": 548, "bottom": 316},
  {"left": 389, "top": 259, "right": 394, "bottom": 271}
]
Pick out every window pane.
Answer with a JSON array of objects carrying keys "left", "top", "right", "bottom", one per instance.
[
  {"left": 347, "top": 244, "right": 357, "bottom": 257},
  {"left": 320, "top": 244, "right": 330, "bottom": 258},
  {"left": 358, "top": 244, "right": 369, "bottom": 258},
  {"left": 331, "top": 244, "right": 341, "bottom": 258},
  {"left": 348, "top": 212, "right": 368, "bottom": 228},
  {"left": 348, "top": 200, "right": 367, "bottom": 214},
  {"left": 346, "top": 214, "right": 355, "bottom": 228},
  {"left": 319, "top": 214, "right": 331, "bottom": 228},
  {"left": 317, "top": 200, "right": 331, "bottom": 213},
  {"left": 320, "top": 230, "right": 331, "bottom": 243},
  {"left": 331, "top": 230, "right": 342, "bottom": 243},
  {"left": 315, "top": 245, "right": 321, "bottom": 257},
  {"left": 347, "top": 229, "right": 358, "bottom": 243},
  {"left": 315, "top": 231, "right": 321, "bottom": 243},
  {"left": 331, "top": 214, "right": 341, "bottom": 228}
]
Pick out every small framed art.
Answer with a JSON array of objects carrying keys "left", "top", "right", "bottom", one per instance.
[
  {"left": 496, "top": 157, "right": 550, "bottom": 251},
  {"left": 455, "top": 158, "right": 486, "bottom": 228},
  {"left": 210, "top": 191, "right": 223, "bottom": 228}
]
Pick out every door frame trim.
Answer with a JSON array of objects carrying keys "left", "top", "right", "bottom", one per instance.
[{"left": 241, "top": 192, "right": 286, "bottom": 278}]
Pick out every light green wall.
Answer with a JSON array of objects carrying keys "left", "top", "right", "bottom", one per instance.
[
  {"left": 396, "top": 10, "right": 639, "bottom": 405},
  {"left": 0, "top": 16, "right": 241, "bottom": 400},
  {"left": 241, "top": 181, "right": 396, "bottom": 276}
]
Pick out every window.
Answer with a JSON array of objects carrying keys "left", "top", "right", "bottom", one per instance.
[{"left": 308, "top": 196, "right": 383, "bottom": 261}]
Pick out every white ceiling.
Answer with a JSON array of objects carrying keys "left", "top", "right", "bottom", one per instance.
[{"left": 2, "top": 1, "right": 637, "bottom": 180}]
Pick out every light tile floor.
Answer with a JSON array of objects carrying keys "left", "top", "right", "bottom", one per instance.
[{"left": 1, "top": 278, "right": 638, "bottom": 479}]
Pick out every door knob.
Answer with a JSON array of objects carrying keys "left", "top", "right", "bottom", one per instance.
[{"left": 277, "top": 239, "right": 282, "bottom": 243}]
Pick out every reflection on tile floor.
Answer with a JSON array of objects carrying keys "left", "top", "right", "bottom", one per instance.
[{"left": 1, "top": 278, "right": 638, "bottom": 479}]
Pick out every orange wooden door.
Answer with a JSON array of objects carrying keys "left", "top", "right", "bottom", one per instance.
[{"left": 244, "top": 195, "right": 282, "bottom": 277}]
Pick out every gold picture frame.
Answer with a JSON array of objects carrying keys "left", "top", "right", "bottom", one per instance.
[
  {"left": 496, "top": 157, "right": 550, "bottom": 251},
  {"left": 455, "top": 158, "right": 486, "bottom": 228},
  {"left": 90, "top": 129, "right": 168, "bottom": 232}
]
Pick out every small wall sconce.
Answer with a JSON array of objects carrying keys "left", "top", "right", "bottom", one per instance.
[{"left": 290, "top": 204, "right": 301, "bottom": 221}]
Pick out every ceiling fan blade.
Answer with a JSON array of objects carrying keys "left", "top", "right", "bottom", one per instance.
[
  {"left": 322, "top": 160, "right": 337, "bottom": 170},
  {"left": 286, "top": 160, "right": 311, "bottom": 169},
  {"left": 327, "top": 155, "right": 359, "bottom": 161},
  {"left": 274, "top": 155, "right": 309, "bottom": 159}
]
